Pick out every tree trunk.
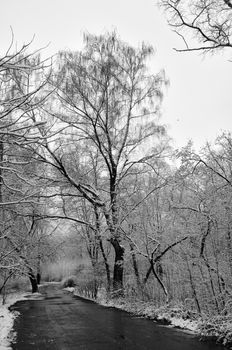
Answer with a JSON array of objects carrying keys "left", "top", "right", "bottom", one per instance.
[
  {"left": 150, "top": 260, "right": 169, "bottom": 303},
  {"left": 104, "top": 181, "right": 124, "bottom": 295},
  {"left": 111, "top": 238, "right": 124, "bottom": 296},
  {"left": 90, "top": 262, "right": 99, "bottom": 300},
  {"left": 186, "top": 259, "right": 201, "bottom": 314},
  {"left": 109, "top": 172, "right": 125, "bottom": 295},
  {"left": 130, "top": 243, "right": 142, "bottom": 288},
  {"left": 203, "top": 257, "right": 220, "bottom": 313},
  {"left": 36, "top": 273, "right": 41, "bottom": 285},
  {"left": 37, "top": 253, "right": 41, "bottom": 285},
  {"left": 227, "top": 225, "right": 232, "bottom": 279},
  {"left": 144, "top": 265, "right": 152, "bottom": 284},
  {"left": 99, "top": 238, "right": 111, "bottom": 292},
  {"left": 29, "top": 271, "right": 38, "bottom": 293},
  {"left": 94, "top": 205, "right": 111, "bottom": 291},
  {"left": 0, "top": 139, "right": 3, "bottom": 204}
]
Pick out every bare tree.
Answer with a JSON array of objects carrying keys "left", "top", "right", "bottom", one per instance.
[
  {"left": 29, "top": 32, "right": 167, "bottom": 294},
  {"left": 0, "top": 36, "right": 51, "bottom": 293},
  {"left": 159, "top": 0, "right": 232, "bottom": 53}
]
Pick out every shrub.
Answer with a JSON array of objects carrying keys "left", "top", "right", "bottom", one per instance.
[
  {"left": 199, "top": 314, "right": 232, "bottom": 347},
  {"left": 62, "top": 275, "right": 78, "bottom": 288},
  {"left": 75, "top": 278, "right": 102, "bottom": 300}
]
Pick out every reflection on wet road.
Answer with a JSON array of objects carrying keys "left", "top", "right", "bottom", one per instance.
[{"left": 11, "top": 284, "right": 224, "bottom": 350}]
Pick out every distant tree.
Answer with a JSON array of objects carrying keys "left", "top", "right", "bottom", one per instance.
[
  {"left": 169, "top": 138, "right": 232, "bottom": 313},
  {"left": 124, "top": 167, "right": 189, "bottom": 303}
]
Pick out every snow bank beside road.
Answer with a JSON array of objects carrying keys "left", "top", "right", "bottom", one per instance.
[
  {"left": 0, "top": 293, "right": 26, "bottom": 349},
  {"left": 0, "top": 292, "right": 43, "bottom": 349},
  {"left": 99, "top": 298, "right": 199, "bottom": 333},
  {"left": 66, "top": 287, "right": 200, "bottom": 333}
]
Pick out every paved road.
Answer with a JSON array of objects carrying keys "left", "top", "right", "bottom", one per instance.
[{"left": 10, "top": 284, "right": 224, "bottom": 350}]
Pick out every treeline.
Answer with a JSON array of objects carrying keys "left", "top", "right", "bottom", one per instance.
[{"left": 0, "top": 32, "right": 231, "bottom": 318}]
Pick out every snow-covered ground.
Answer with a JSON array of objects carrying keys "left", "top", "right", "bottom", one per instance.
[
  {"left": 98, "top": 298, "right": 200, "bottom": 333},
  {"left": 68, "top": 288, "right": 232, "bottom": 347},
  {"left": 63, "top": 287, "right": 75, "bottom": 293},
  {"left": 0, "top": 292, "right": 26, "bottom": 349},
  {"left": 68, "top": 287, "right": 200, "bottom": 333},
  {"left": 0, "top": 292, "right": 43, "bottom": 350}
]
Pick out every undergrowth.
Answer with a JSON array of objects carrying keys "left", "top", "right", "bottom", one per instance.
[{"left": 199, "top": 314, "right": 232, "bottom": 348}]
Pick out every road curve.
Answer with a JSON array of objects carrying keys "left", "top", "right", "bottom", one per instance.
[{"left": 10, "top": 283, "right": 224, "bottom": 350}]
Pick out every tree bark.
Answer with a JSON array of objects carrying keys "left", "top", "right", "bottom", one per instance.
[
  {"left": 99, "top": 238, "right": 111, "bottom": 291},
  {"left": 94, "top": 204, "right": 111, "bottom": 291},
  {"left": 29, "top": 271, "right": 39, "bottom": 293},
  {"left": 0, "top": 139, "right": 3, "bottom": 204},
  {"left": 150, "top": 259, "right": 169, "bottom": 303},
  {"left": 111, "top": 238, "right": 124, "bottom": 296},
  {"left": 227, "top": 226, "right": 232, "bottom": 279},
  {"left": 130, "top": 243, "right": 142, "bottom": 288},
  {"left": 36, "top": 273, "right": 41, "bottom": 285},
  {"left": 186, "top": 259, "right": 201, "bottom": 314},
  {"left": 144, "top": 265, "right": 152, "bottom": 284}
]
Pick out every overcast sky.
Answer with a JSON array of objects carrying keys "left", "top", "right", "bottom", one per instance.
[{"left": 1, "top": 0, "right": 231, "bottom": 150}]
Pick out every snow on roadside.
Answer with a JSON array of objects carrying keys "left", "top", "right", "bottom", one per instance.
[
  {"left": 149, "top": 304, "right": 200, "bottom": 332},
  {"left": 64, "top": 287, "right": 232, "bottom": 346},
  {"left": 0, "top": 293, "right": 26, "bottom": 350},
  {"left": 63, "top": 287, "right": 75, "bottom": 293},
  {"left": 101, "top": 299, "right": 200, "bottom": 332},
  {"left": 67, "top": 287, "right": 200, "bottom": 334},
  {"left": 0, "top": 292, "right": 44, "bottom": 349},
  {"left": 155, "top": 311, "right": 199, "bottom": 332}
]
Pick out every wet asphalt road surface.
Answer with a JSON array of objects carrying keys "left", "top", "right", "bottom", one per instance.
[{"left": 10, "top": 283, "right": 225, "bottom": 350}]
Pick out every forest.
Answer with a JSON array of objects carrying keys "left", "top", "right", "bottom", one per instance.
[{"left": 1, "top": 1, "right": 232, "bottom": 347}]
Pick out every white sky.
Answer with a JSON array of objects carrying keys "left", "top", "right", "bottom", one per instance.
[{"left": 1, "top": 0, "right": 231, "bottom": 150}]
